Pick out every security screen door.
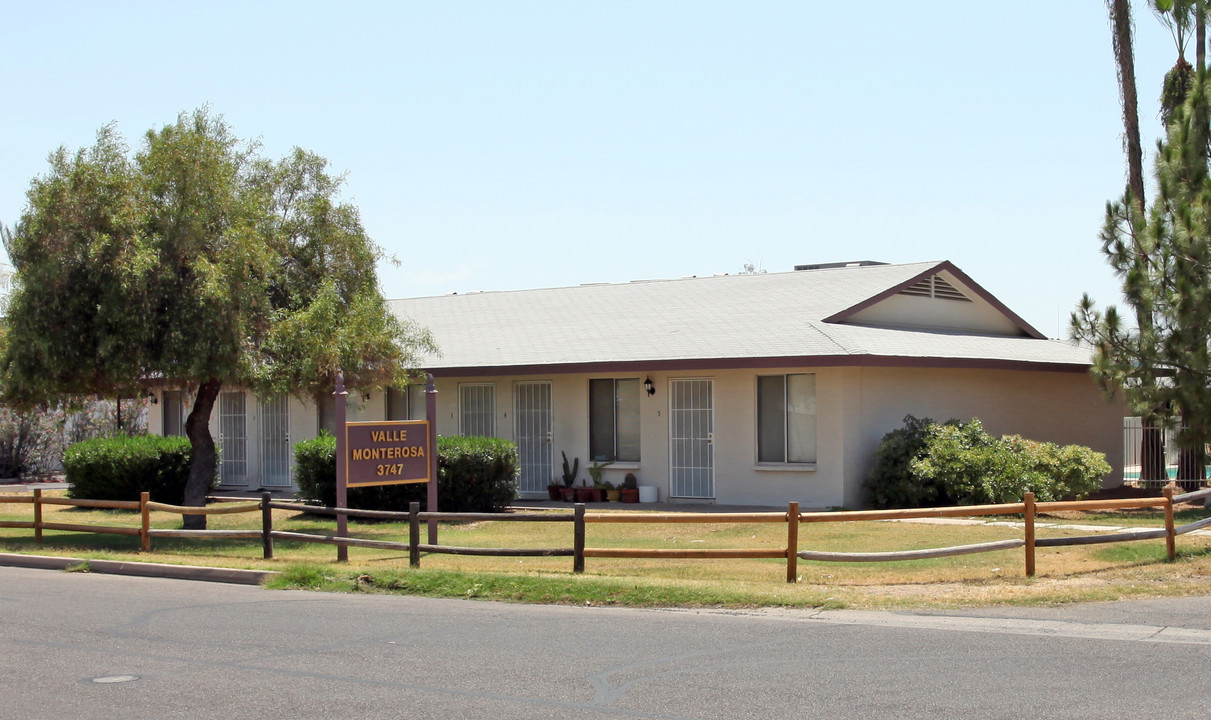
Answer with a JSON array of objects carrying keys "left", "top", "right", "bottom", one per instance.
[
  {"left": 260, "top": 396, "right": 291, "bottom": 487},
  {"left": 514, "top": 382, "right": 553, "bottom": 493},
  {"left": 669, "top": 378, "right": 714, "bottom": 498},
  {"left": 219, "top": 391, "right": 247, "bottom": 486}
]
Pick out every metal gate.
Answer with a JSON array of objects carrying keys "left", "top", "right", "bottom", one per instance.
[
  {"left": 514, "top": 382, "right": 553, "bottom": 494},
  {"left": 669, "top": 378, "right": 714, "bottom": 498},
  {"left": 260, "top": 396, "right": 291, "bottom": 487},
  {"left": 219, "top": 391, "right": 247, "bottom": 486}
]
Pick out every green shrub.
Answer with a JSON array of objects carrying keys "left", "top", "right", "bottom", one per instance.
[
  {"left": 293, "top": 432, "right": 338, "bottom": 505},
  {"left": 866, "top": 416, "right": 1111, "bottom": 508},
  {"left": 63, "top": 435, "right": 208, "bottom": 504},
  {"left": 294, "top": 433, "right": 519, "bottom": 513},
  {"left": 864, "top": 414, "right": 953, "bottom": 509}
]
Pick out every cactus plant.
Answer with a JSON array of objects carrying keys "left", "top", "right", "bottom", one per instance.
[{"left": 560, "top": 451, "right": 579, "bottom": 488}]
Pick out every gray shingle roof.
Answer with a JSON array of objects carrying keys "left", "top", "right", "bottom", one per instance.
[{"left": 388, "top": 261, "right": 1091, "bottom": 372}]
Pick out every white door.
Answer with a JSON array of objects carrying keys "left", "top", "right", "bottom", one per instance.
[
  {"left": 669, "top": 378, "right": 714, "bottom": 498},
  {"left": 260, "top": 396, "right": 291, "bottom": 487},
  {"left": 514, "top": 382, "right": 553, "bottom": 494}
]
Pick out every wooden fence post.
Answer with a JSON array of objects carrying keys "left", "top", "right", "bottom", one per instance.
[
  {"left": 140, "top": 492, "right": 151, "bottom": 552},
  {"left": 1163, "top": 487, "right": 1176, "bottom": 561},
  {"left": 786, "top": 502, "right": 799, "bottom": 584},
  {"left": 573, "top": 503, "right": 585, "bottom": 574},
  {"left": 261, "top": 492, "right": 274, "bottom": 560},
  {"left": 409, "top": 502, "right": 421, "bottom": 568},
  {"left": 1023, "top": 492, "right": 1035, "bottom": 578},
  {"left": 33, "top": 488, "right": 42, "bottom": 545}
]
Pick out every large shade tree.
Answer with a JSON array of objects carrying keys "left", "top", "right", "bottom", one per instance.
[{"left": 2, "top": 109, "right": 434, "bottom": 525}]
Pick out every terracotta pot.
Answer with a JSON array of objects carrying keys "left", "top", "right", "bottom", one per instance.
[
  {"left": 559, "top": 486, "right": 576, "bottom": 502},
  {"left": 575, "top": 487, "right": 594, "bottom": 502},
  {"left": 547, "top": 485, "right": 562, "bottom": 501},
  {"left": 620, "top": 488, "right": 640, "bottom": 503}
]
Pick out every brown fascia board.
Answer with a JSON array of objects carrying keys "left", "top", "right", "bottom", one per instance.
[
  {"left": 820, "top": 260, "right": 1047, "bottom": 340},
  {"left": 426, "top": 354, "right": 1090, "bottom": 378}
]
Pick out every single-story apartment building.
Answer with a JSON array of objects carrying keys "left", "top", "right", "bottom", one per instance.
[{"left": 147, "top": 260, "right": 1124, "bottom": 508}]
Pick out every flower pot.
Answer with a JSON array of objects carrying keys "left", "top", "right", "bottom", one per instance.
[
  {"left": 606, "top": 489, "right": 621, "bottom": 502},
  {"left": 591, "top": 488, "right": 606, "bottom": 502},
  {"left": 620, "top": 488, "right": 639, "bottom": 503},
  {"left": 575, "top": 487, "right": 594, "bottom": 502},
  {"left": 547, "top": 485, "right": 562, "bottom": 501},
  {"left": 559, "top": 486, "right": 576, "bottom": 502}
]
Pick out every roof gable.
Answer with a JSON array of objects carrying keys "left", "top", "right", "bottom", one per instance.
[{"left": 821, "top": 261, "right": 1045, "bottom": 339}]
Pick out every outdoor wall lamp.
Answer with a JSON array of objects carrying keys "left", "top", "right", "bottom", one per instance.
[{"left": 644, "top": 377, "right": 655, "bottom": 396}]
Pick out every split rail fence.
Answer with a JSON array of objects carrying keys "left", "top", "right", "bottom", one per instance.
[{"left": 2, "top": 487, "right": 1210, "bottom": 583}]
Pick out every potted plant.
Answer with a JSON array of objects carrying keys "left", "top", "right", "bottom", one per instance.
[
  {"left": 603, "top": 480, "right": 620, "bottom": 502},
  {"left": 587, "top": 459, "right": 613, "bottom": 502},
  {"left": 620, "top": 472, "right": 640, "bottom": 503},
  {"left": 559, "top": 451, "right": 579, "bottom": 502}
]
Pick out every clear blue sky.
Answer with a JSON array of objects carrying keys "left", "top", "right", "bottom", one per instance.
[{"left": 0, "top": 2, "right": 1186, "bottom": 338}]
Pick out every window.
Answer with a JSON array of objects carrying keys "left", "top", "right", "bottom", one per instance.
[
  {"left": 589, "top": 378, "right": 640, "bottom": 462},
  {"left": 459, "top": 383, "right": 496, "bottom": 437},
  {"left": 387, "top": 384, "right": 427, "bottom": 421},
  {"left": 757, "top": 374, "right": 817, "bottom": 464},
  {"left": 162, "top": 390, "right": 186, "bottom": 437},
  {"left": 317, "top": 392, "right": 358, "bottom": 435}
]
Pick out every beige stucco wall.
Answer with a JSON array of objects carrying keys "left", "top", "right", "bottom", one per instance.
[
  {"left": 842, "top": 366, "right": 1125, "bottom": 508},
  {"left": 148, "top": 366, "right": 1123, "bottom": 506}
]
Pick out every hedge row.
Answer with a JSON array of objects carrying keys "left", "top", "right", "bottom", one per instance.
[
  {"left": 63, "top": 435, "right": 213, "bottom": 504},
  {"left": 294, "top": 433, "right": 518, "bottom": 513}
]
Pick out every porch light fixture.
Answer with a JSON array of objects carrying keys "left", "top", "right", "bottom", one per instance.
[{"left": 644, "top": 377, "right": 655, "bottom": 396}]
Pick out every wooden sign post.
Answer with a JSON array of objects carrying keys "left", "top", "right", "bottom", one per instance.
[{"left": 334, "top": 372, "right": 439, "bottom": 560}]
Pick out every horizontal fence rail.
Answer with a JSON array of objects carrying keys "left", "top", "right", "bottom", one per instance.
[{"left": 1, "top": 487, "right": 1209, "bottom": 583}]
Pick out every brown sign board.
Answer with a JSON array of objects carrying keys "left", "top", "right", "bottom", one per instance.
[{"left": 345, "top": 420, "right": 431, "bottom": 488}]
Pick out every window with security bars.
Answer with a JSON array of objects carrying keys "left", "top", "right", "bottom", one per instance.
[
  {"left": 756, "top": 374, "right": 817, "bottom": 463},
  {"left": 589, "top": 378, "right": 640, "bottom": 462},
  {"left": 459, "top": 384, "right": 496, "bottom": 437}
]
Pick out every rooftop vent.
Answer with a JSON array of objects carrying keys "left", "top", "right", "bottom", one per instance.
[
  {"left": 794, "top": 260, "right": 886, "bottom": 271},
  {"left": 900, "top": 274, "right": 971, "bottom": 302}
]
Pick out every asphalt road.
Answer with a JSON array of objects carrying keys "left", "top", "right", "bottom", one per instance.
[{"left": 2, "top": 566, "right": 1210, "bottom": 719}]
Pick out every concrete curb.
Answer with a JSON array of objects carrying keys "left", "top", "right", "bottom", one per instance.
[{"left": 0, "top": 552, "right": 279, "bottom": 586}]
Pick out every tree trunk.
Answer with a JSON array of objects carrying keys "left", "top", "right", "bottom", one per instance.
[
  {"left": 1109, "top": 0, "right": 1147, "bottom": 212},
  {"left": 1197, "top": 2, "right": 1206, "bottom": 74},
  {"left": 183, "top": 378, "right": 222, "bottom": 530},
  {"left": 1140, "top": 423, "right": 1167, "bottom": 486}
]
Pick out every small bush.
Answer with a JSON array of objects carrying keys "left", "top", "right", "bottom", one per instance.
[
  {"left": 294, "top": 433, "right": 519, "bottom": 513},
  {"left": 63, "top": 435, "right": 209, "bottom": 504},
  {"left": 867, "top": 415, "right": 1111, "bottom": 508}
]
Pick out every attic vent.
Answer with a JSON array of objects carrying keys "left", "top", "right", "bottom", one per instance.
[{"left": 900, "top": 275, "right": 971, "bottom": 302}]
